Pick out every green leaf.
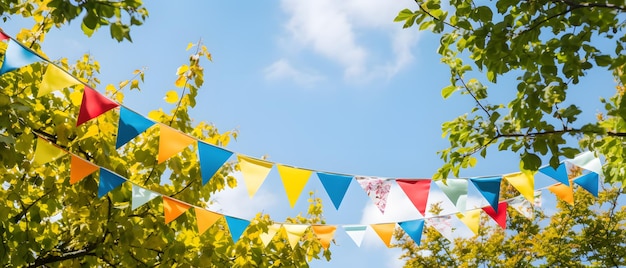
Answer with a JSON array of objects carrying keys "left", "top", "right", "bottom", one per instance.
[
  {"left": 521, "top": 152, "right": 541, "bottom": 171},
  {"left": 441, "top": 85, "right": 458, "bottom": 99}
]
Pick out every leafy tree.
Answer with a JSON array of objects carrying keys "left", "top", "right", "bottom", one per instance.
[
  {"left": 0, "top": 3, "right": 331, "bottom": 267},
  {"left": 395, "top": 0, "right": 626, "bottom": 183},
  {"left": 393, "top": 167, "right": 626, "bottom": 267}
]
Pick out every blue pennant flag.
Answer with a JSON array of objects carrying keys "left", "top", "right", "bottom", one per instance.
[
  {"left": 98, "top": 169, "right": 127, "bottom": 198},
  {"left": 470, "top": 177, "right": 502, "bottom": 212},
  {"left": 198, "top": 141, "right": 233, "bottom": 185},
  {"left": 0, "top": 39, "right": 42, "bottom": 74},
  {"left": 539, "top": 163, "right": 569, "bottom": 186},
  {"left": 225, "top": 216, "right": 250, "bottom": 244},
  {"left": 317, "top": 172, "right": 353, "bottom": 210},
  {"left": 399, "top": 219, "right": 425, "bottom": 245},
  {"left": 573, "top": 172, "right": 599, "bottom": 197},
  {"left": 116, "top": 107, "right": 155, "bottom": 148}
]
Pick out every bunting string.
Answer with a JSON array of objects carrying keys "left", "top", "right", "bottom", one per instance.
[{"left": 1, "top": 30, "right": 605, "bottom": 248}]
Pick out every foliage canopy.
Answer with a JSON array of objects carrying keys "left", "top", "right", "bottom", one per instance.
[
  {"left": 0, "top": 2, "right": 330, "bottom": 267},
  {"left": 396, "top": 0, "right": 626, "bottom": 183}
]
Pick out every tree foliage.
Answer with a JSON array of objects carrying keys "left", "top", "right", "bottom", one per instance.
[
  {"left": 0, "top": 3, "right": 330, "bottom": 267},
  {"left": 393, "top": 168, "right": 626, "bottom": 267},
  {"left": 396, "top": 0, "right": 626, "bottom": 183}
]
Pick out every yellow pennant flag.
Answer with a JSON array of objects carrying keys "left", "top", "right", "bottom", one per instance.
[
  {"left": 458, "top": 210, "right": 481, "bottom": 235},
  {"left": 283, "top": 224, "right": 309, "bottom": 249},
  {"left": 548, "top": 183, "right": 574, "bottom": 205},
  {"left": 158, "top": 124, "right": 196, "bottom": 164},
  {"left": 276, "top": 164, "right": 312, "bottom": 208},
  {"left": 237, "top": 155, "right": 273, "bottom": 198},
  {"left": 371, "top": 223, "right": 395, "bottom": 248},
  {"left": 312, "top": 225, "right": 337, "bottom": 250},
  {"left": 70, "top": 155, "right": 99, "bottom": 184},
  {"left": 260, "top": 224, "right": 282, "bottom": 247},
  {"left": 504, "top": 172, "right": 535, "bottom": 203},
  {"left": 194, "top": 208, "right": 222, "bottom": 235},
  {"left": 163, "top": 196, "right": 191, "bottom": 224},
  {"left": 38, "top": 64, "right": 81, "bottom": 97},
  {"left": 33, "top": 137, "right": 67, "bottom": 166}
]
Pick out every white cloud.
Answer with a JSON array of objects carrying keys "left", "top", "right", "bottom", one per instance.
[
  {"left": 274, "top": 0, "right": 420, "bottom": 83},
  {"left": 264, "top": 59, "right": 325, "bottom": 86}
]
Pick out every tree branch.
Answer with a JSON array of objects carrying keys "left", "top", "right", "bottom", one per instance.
[
  {"left": 413, "top": 0, "right": 459, "bottom": 30},
  {"left": 557, "top": 0, "right": 626, "bottom": 11}
]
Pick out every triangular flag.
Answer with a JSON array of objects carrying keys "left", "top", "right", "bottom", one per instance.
[
  {"left": 283, "top": 224, "right": 309, "bottom": 249},
  {"left": 470, "top": 177, "right": 502, "bottom": 212},
  {"left": 503, "top": 172, "right": 535, "bottom": 204},
  {"left": 131, "top": 184, "right": 160, "bottom": 210},
  {"left": 370, "top": 223, "right": 395, "bottom": 248},
  {"left": 343, "top": 225, "right": 367, "bottom": 247},
  {"left": 194, "top": 208, "right": 222, "bottom": 235},
  {"left": 397, "top": 179, "right": 431, "bottom": 216},
  {"left": 0, "top": 39, "right": 42, "bottom": 74},
  {"left": 116, "top": 107, "right": 155, "bottom": 148},
  {"left": 567, "top": 151, "right": 603, "bottom": 176},
  {"left": 539, "top": 163, "right": 569, "bottom": 186},
  {"left": 98, "top": 169, "right": 126, "bottom": 198},
  {"left": 312, "top": 225, "right": 337, "bottom": 250},
  {"left": 276, "top": 165, "right": 312, "bottom": 208},
  {"left": 33, "top": 137, "right": 67, "bottom": 166},
  {"left": 225, "top": 216, "right": 250, "bottom": 244},
  {"left": 70, "top": 155, "right": 99, "bottom": 184},
  {"left": 198, "top": 141, "right": 233, "bottom": 185},
  {"left": 260, "top": 224, "right": 282, "bottom": 247},
  {"left": 426, "top": 216, "right": 454, "bottom": 242},
  {"left": 398, "top": 219, "right": 425, "bottom": 245},
  {"left": 162, "top": 196, "right": 191, "bottom": 224},
  {"left": 573, "top": 172, "right": 599, "bottom": 197},
  {"left": 0, "top": 31, "right": 9, "bottom": 41},
  {"left": 356, "top": 176, "right": 392, "bottom": 214},
  {"left": 435, "top": 179, "right": 468, "bottom": 212},
  {"left": 76, "top": 87, "right": 120, "bottom": 126},
  {"left": 157, "top": 124, "right": 196, "bottom": 163},
  {"left": 317, "top": 172, "right": 353, "bottom": 210},
  {"left": 548, "top": 183, "right": 574, "bottom": 205},
  {"left": 457, "top": 209, "right": 481, "bottom": 235},
  {"left": 509, "top": 195, "right": 537, "bottom": 219},
  {"left": 237, "top": 155, "right": 273, "bottom": 198},
  {"left": 482, "top": 202, "right": 507, "bottom": 229},
  {"left": 38, "top": 64, "right": 81, "bottom": 97}
]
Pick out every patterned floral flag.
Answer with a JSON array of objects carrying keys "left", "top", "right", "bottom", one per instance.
[
  {"left": 356, "top": 176, "right": 392, "bottom": 214},
  {"left": 426, "top": 215, "right": 454, "bottom": 242}
]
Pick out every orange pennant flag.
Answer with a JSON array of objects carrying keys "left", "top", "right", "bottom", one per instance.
[
  {"left": 276, "top": 164, "right": 312, "bottom": 207},
  {"left": 194, "top": 208, "right": 222, "bottom": 235},
  {"left": 70, "top": 155, "right": 99, "bottom": 184},
  {"left": 457, "top": 210, "right": 481, "bottom": 235},
  {"left": 39, "top": 64, "right": 81, "bottom": 97},
  {"left": 503, "top": 172, "right": 535, "bottom": 204},
  {"left": 237, "top": 155, "right": 273, "bottom": 198},
  {"left": 158, "top": 124, "right": 196, "bottom": 164},
  {"left": 371, "top": 223, "right": 396, "bottom": 248},
  {"left": 548, "top": 183, "right": 574, "bottom": 205},
  {"left": 163, "top": 196, "right": 191, "bottom": 224},
  {"left": 312, "top": 225, "right": 337, "bottom": 250},
  {"left": 33, "top": 137, "right": 67, "bottom": 166}
]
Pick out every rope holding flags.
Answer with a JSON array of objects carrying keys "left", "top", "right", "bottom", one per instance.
[{"left": 2, "top": 31, "right": 607, "bottom": 250}]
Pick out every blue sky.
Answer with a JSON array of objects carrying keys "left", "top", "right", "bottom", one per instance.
[{"left": 3, "top": 0, "right": 620, "bottom": 267}]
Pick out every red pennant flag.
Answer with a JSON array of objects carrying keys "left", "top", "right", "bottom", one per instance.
[
  {"left": 396, "top": 179, "right": 431, "bottom": 216},
  {"left": 482, "top": 202, "right": 508, "bottom": 229},
  {"left": 76, "top": 87, "right": 119, "bottom": 126},
  {"left": 0, "top": 31, "right": 9, "bottom": 41}
]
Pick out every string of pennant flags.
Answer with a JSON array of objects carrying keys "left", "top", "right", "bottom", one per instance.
[{"left": 0, "top": 30, "right": 605, "bottom": 249}]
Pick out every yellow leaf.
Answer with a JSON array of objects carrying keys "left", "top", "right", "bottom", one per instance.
[
  {"left": 174, "top": 76, "right": 186, "bottom": 88},
  {"left": 79, "top": 125, "right": 100, "bottom": 141},
  {"left": 133, "top": 69, "right": 141, "bottom": 75},
  {"left": 164, "top": 90, "right": 179, "bottom": 104},
  {"left": 176, "top": 65, "right": 189, "bottom": 76},
  {"left": 105, "top": 84, "right": 116, "bottom": 94},
  {"left": 130, "top": 79, "right": 140, "bottom": 90},
  {"left": 186, "top": 42, "right": 194, "bottom": 51},
  {"left": 115, "top": 91, "right": 124, "bottom": 103},
  {"left": 119, "top": 80, "right": 129, "bottom": 89},
  {"left": 148, "top": 110, "right": 164, "bottom": 121},
  {"left": 69, "top": 90, "right": 83, "bottom": 106}
]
